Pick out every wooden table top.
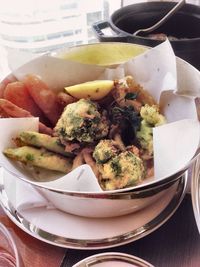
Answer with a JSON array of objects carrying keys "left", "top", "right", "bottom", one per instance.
[
  {"left": 0, "top": 206, "right": 65, "bottom": 267},
  {"left": 0, "top": 194, "right": 199, "bottom": 267}
]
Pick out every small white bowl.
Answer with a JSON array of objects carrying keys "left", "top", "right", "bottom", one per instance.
[
  {"left": 37, "top": 173, "right": 184, "bottom": 218},
  {"left": 73, "top": 252, "right": 154, "bottom": 267}
]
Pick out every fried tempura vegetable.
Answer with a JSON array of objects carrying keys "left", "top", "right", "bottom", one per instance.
[
  {"left": 113, "top": 76, "right": 156, "bottom": 112},
  {"left": 82, "top": 148, "right": 100, "bottom": 178},
  {"left": 54, "top": 99, "right": 109, "bottom": 143},
  {"left": 98, "top": 151, "right": 144, "bottom": 190},
  {"left": 3, "top": 146, "right": 72, "bottom": 173},
  {"left": 136, "top": 120, "right": 154, "bottom": 155},
  {"left": 57, "top": 92, "right": 77, "bottom": 108},
  {"left": 140, "top": 104, "right": 166, "bottom": 126},
  {"left": 0, "top": 99, "right": 53, "bottom": 135},
  {"left": 136, "top": 104, "right": 166, "bottom": 156},
  {"left": 93, "top": 139, "right": 119, "bottom": 164},
  {"left": 0, "top": 98, "right": 33, "bottom": 118},
  {"left": 126, "top": 76, "right": 157, "bottom": 106},
  {"left": 18, "top": 131, "right": 73, "bottom": 157}
]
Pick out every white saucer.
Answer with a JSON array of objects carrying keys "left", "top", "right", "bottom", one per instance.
[{"left": 0, "top": 173, "right": 187, "bottom": 250}]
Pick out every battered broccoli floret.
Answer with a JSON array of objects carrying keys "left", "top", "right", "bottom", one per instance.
[
  {"left": 98, "top": 151, "right": 144, "bottom": 190},
  {"left": 136, "top": 104, "right": 166, "bottom": 155},
  {"left": 93, "top": 139, "right": 119, "bottom": 164},
  {"left": 136, "top": 120, "right": 153, "bottom": 155},
  {"left": 54, "top": 99, "right": 109, "bottom": 143},
  {"left": 140, "top": 104, "right": 166, "bottom": 126}
]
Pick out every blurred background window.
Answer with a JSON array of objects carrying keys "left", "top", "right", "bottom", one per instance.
[
  {"left": 0, "top": 0, "right": 121, "bottom": 79},
  {"left": 0, "top": 0, "right": 200, "bottom": 79}
]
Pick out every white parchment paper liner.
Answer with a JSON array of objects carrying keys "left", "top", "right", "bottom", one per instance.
[{"left": 0, "top": 40, "right": 200, "bottom": 196}]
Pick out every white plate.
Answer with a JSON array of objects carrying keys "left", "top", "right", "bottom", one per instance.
[{"left": 0, "top": 169, "right": 187, "bottom": 250}]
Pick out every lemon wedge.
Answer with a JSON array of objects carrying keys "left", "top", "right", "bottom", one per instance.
[{"left": 64, "top": 80, "right": 114, "bottom": 100}]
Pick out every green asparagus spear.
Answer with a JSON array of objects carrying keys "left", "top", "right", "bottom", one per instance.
[
  {"left": 4, "top": 146, "right": 72, "bottom": 173},
  {"left": 18, "top": 131, "right": 73, "bottom": 157}
]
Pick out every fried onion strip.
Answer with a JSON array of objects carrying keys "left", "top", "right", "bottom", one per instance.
[
  {"left": 113, "top": 133, "right": 126, "bottom": 151},
  {"left": 82, "top": 149, "right": 99, "bottom": 178},
  {"left": 0, "top": 99, "right": 53, "bottom": 135},
  {"left": 72, "top": 153, "right": 84, "bottom": 170},
  {"left": 57, "top": 92, "right": 77, "bottom": 107}
]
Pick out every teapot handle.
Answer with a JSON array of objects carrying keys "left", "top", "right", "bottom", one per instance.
[{"left": 92, "top": 20, "right": 128, "bottom": 42}]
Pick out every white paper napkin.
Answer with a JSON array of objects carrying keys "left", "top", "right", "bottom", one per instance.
[
  {"left": 3, "top": 167, "right": 53, "bottom": 212},
  {"left": 39, "top": 164, "right": 102, "bottom": 192}
]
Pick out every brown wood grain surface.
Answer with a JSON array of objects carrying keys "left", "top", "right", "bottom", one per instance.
[{"left": 0, "top": 207, "right": 66, "bottom": 267}]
